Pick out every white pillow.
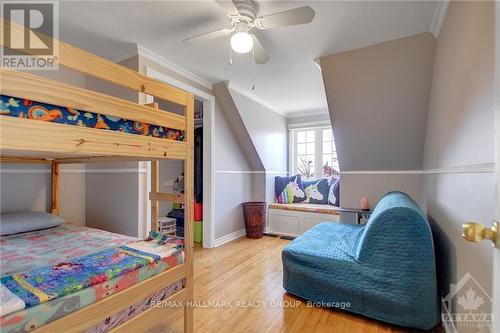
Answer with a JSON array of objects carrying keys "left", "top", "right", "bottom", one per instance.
[{"left": 0, "top": 212, "right": 64, "bottom": 236}]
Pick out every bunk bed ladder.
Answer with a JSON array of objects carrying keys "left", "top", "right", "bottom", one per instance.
[{"left": 51, "top": 161, "right": 60, "bottom": 216}]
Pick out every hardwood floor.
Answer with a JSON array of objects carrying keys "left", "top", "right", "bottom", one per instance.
[{"left": 123, "top": 236, "right": 441, "bottom": 333}]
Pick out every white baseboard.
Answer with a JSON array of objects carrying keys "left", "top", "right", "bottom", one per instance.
[
  {"left": 214, "top": 228, "right": 246, "bottom": 247},
  {"left": 265, "top": 229, "right": 298, "bottom": 238}
]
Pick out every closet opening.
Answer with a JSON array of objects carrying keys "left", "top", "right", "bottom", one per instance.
[{"left": 145, "top": 67, "right": 215, "bottom": 248}]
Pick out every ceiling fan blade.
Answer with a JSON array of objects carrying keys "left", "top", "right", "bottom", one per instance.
[
  {"left": 215, "top": 0, "right": 239, "bottom": 16},
  {"left": 183, "top": 28, "right": 233, "bottom": 44},
  {"left": 252, "top": 35, "right": 270, "bottom": 64},
  {"left": 254, "top": 6, "right": 315, "bottom": 30}
]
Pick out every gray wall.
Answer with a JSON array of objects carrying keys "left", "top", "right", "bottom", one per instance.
[
  {"left": 213, "top": 102, "right": 253, "bottom": 238},
  {"left": 0, "top": 164, "right": 86, "bottom": 226},
  {"left": 213, "top": 82, "right": 288, "bottom": 234},
  {"left": 214, "top": 82, "right": 288, "bottom": 202},
  {"left": 422, "top": 1, "right": 495, "bottom": 327},
  {"left": 340, "top": 173, "right": 423, "bottom": 209},
  {"left": 225, "top": 84, "right": 288, "bottom": 203},
  {"left": 213, "top": 83, "right": 264, "bottom": 171},
  {"left": 320, "top": 32, "right": 436, "bottom": 208},
  {"left": 85, "top": 162, "right": 142, "bottom": 236},
  {"left": 320, "top": 32, "right": 435, "bottom": 172},
  {"left": 229, "top": 88, "right": 288, "bottom": 174}
]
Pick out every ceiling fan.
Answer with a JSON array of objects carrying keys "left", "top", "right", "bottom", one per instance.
[{"left": 183, "top": 0, "right": 315, "bottom": 64}]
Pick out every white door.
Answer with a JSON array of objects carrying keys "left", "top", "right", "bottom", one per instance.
[
  {"left": 493, "top": 1, "right": 500, "bottom": 327},
  {"left": 461, "top": 3, "right": 499, "bottom": 328}
]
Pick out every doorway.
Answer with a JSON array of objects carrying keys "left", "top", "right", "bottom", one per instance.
[{"left": 144, "top": 67, "right": 215, "bottom": 248}]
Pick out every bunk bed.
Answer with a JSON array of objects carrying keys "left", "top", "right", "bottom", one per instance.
[{"left": 0, "top": 19, "right": 194, "bottom": 333}]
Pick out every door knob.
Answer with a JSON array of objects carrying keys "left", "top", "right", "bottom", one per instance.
[{"left": 462, "top": 221, "right": 498, "bottom": 246}]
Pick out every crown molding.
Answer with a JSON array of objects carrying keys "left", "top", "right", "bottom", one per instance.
[
  {"left": 137, "top": 45, "right": 214, "bottom": 90},
  {"left": 313, "top": 58, "right": 322, "bottom": 72},
  {"left": 112, "top": 45, "right": 296, "bottom": 117},
  {"left": 429, "top": 1, "right": 449, "bottom": 38},
  {"left": 287, "top": 120, "right": 331, "bottom": 130},
  {"left": 286, "top": 108, "right": 329, "bottom": 118},
  {"left": 226, "top": 81, "right": 286, "bottom": 117},
  {"left": 111, "top": 44, "right": 214, "bottom": 90}
]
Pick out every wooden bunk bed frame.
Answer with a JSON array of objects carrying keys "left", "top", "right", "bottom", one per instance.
[{"left": 0, "top": 19, "right": 194, "bottom": 333}]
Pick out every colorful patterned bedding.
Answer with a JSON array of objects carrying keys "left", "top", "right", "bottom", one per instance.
[
  {"left": 0, "top": 226, "right": 184, "bottom": 333},
  {"left": 0, "top": 95, "right": 185, "bottom": 141},
  {"left": 0, "top": 223, "right": 137, "bottom": 275}
]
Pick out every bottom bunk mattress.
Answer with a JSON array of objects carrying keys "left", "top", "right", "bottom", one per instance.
[{"left": 0, "top": 223, "right": 185, "bottom": 333}]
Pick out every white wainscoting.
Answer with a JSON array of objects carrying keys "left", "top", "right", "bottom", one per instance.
[{"left": 268, "top": 208, "right": 340, "bottom": 237}]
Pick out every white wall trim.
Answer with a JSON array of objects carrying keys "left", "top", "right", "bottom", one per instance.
[
  {"left": 286, "top": 109, "right": 329, "bottom": 119},
  {"left": 214, "top": 228, "right": 246, "bottom": 247},
  {"left": 423, "top": 163, "right": 495, "bottom": 174},
  {"left": 138, "top": 45, "right": 213, "bottom": 90},
  {"left": 227, "top": 81, "right": 285, "bottom": 117},
  {"left": 287, "top": 122, "right": 332, "bottom": 131},
  {"left": 429, "top": 1, "right": 449, "bottom": 38},
  {"left": 0, "top": 168, "right": 147, "bottom": 174},
  {"left": 341, "top": 170, "right": 423, "bottom": 175},
  {"left": 340, "top": 163, "right": 495, "bottom": 176},
  {"left": 287, "top": 120, "right": 331, "bottom": 130},
  {"left": 146, "top": 66, "right": 216, "bottom": 249},
  {"left": 0, "top": 169, "right": 51, "bottom": 174},
  {"left": 214, "top": 170, "right": 288, "bottom": 174}
]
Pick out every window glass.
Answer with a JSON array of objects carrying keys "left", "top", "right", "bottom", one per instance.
[{"left": 293, "top": 127, "right": 338, "bottom": 179}]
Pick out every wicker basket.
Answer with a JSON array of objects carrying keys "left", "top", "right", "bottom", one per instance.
[{"left": 242, "top": 202, "right": 267, "bottom": 239}]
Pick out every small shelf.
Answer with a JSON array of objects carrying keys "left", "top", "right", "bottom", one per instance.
[{"left": 194, "top": 118, "right": 203, "bottom": 128}]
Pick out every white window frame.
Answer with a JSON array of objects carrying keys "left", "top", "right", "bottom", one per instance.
[{"left": 289, "top": 126, "right": 339, "bottom": 180}]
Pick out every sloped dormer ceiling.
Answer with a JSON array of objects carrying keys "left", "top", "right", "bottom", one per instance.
[
  {"left": 320, "top": 32, "right": 436, "bottom": 171},
  {"left": 213, "top": 82, "right": 265, "bottom": 172}
]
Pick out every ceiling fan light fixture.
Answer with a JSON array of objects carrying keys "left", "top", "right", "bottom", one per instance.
[{"left": 230, "top": 31, "right": 254, "bottom": 54}]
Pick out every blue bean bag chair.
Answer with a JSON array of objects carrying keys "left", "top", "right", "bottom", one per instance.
[{"left": 282, "top": 191, "right": 439, "bottom": 330}]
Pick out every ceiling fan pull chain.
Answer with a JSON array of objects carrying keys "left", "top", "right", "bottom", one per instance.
[
  {"left": 251, "top": 46, "right": 255, "bottom": 90},
  {"left": 229, "top": 43, "right": 233, "bottom": 67}
]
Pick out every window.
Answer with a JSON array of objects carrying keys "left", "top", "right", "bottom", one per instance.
[{"left": 290, "top": 127, "right": 339, "bottom": 179}]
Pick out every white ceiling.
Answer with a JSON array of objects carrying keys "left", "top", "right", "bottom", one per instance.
[{"left": 58, "top": 1, "right": 438, "bottom": 116}]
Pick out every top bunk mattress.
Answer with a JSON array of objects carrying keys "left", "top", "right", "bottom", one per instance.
[
  {"left": 0, "top": 223, "right": 137, "bottom": 276},
  {"left": 0, "top": 95, "right": 185, "bottom": 141}
]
